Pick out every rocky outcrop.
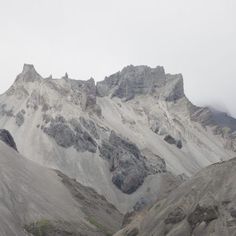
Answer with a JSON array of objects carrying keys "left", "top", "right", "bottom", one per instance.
[
  {"left": 15, "top": 64, "right": 42, "bottom": 83},
  {"left": 0, "top": 129, "right": 17, "bottom": 151},
  {"left": 80, "top": 78, "right": 97, "bottom": 110},
  {"left": 99, "top": 131, "right": 148, "bottom": 194},
  {"left": 187, "top": 204, "right": 218, "bottom": 230},
  {"left": 97, "top": 65, "right": 166, "bottom": 100},
  {"left": 96, "top": 65, "right": 186, "bottom": 103},
  {"left": 165, "top": 207, "right": 186, "bottom": 225},
  {"left": 164, "top": 135, "right": 182, "bottom": 149},
  {"left": 15, "top": 110, "right": 25, "bottom": 127},
  {"left": 43, "top": 115, "right": 97, "bottom": 153},
  {"left": 163, "top": 74, "right": 185, "bottom": 102}
]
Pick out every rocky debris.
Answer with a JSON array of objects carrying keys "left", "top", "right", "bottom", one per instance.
[
  {"left": 0, "top": 104, "right": 14, "bottom": 117},
  {"left": 99, "top": 131, "right": 148, "bottom": 194},
  {"left": 150, "top": 122, "right": 160, "bottom": 134},
  {"left": 164, "top": 207, "right": 186, "bottom": 224},
  {"left": 43, "top": 115, "right": 97, "bottom": 153},
  {"left": 97, "top": 65, "right": 166, "bottom": 100},
  {"left": 26, "top": 90, "right": 46, "bottom": 110},
  {"left": 15, "top": 110, "right": 25, "bottom": 127},
  {"left": 0, "top": 129, "right": 18, "bottom": 151},
  {"left": 187, "top": 204, "right": 218, "bottom": 230},
  {"left": 164, "top": 135, "right": 182, "bottom": 149},
  {"left": 133, "top": 197, "right": 150, "bottom": 212},
  {"left": 142, "top": 150, "right": 167, "bottom": 175}
]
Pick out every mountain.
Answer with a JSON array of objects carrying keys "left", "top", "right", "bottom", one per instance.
[
  {"left": 0, "top": 64, "right": 235, "bottom": 213},
  {"left": 115, "top": 157, "right": 236, "bottom": 236},
  {"left": 0, "top": 129, "right": 122, "bottom": 236}
]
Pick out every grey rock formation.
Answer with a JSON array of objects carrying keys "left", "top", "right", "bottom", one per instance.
[
  {"left": 15, "top": 64, "right": 42, "bottom": 83},
  {"left": 97, "top": 65, "right": 186, "bottom": 103},
  {"left": 99, "top": 131, "right": 148, "bottom": 194},
  {"left": 187, "top": 204, "right": 218, "bottom": 230},
  {"left": 0, "top": 104, "right": 14, "bottom": 117},
  {"left": 0, "top": 129, "right": 17, "bottom": 151},
  {"left": 44, "top": 122, "right": 76, "bottom": 148},
  {"left": 80, "top": 78, "right": 97, "bottom": 110},
  {"left": 165, "top": 207, "right": 186, "bottom": 224},
  {"left": 15, "top": 110, "right": 25, "bottom": 127},
  {"left": 164, "top": 74, "right": 185, "bottom": 102},
  {"left": 97, "top": 65, "right": 166, "bottom": 100},
  {"left": 164, "top": 135, "right": 182, "bottom": 149},
  {"left": 44, "top": 116, "right": 97, "bottom": 153},
  {"left": 79, "top": 116, "right": 99, "bottom": 139}
]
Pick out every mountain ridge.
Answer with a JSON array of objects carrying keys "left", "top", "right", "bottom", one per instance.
[{"left": 0, "top": 64, "right": 235, "bottom": 213}]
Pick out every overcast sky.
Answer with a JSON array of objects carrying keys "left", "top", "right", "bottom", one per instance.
[{"left": 0, "top": 0, "right": 235, "bottom": 116}]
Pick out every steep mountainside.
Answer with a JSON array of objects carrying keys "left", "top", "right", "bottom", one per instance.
[
  {"left": 0, "top": 130, "right": 122, "bottom": 236},
  {"left": 115, "top": 157, "right": 236, "bottom": 236},
  {"left": 0, "top": 64, "right": 235, "bottom": 213}
]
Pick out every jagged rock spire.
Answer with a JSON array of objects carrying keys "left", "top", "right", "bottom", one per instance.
[{"left": 15, "top": 64, "right": 42, "bottom": 82}]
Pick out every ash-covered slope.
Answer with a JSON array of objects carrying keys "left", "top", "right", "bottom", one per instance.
[
  {"left": 0, "top": 131, "right": 122, "bottom": 236},
  {"left": 116, "top": 157, "right": 236, "bottom": 236},
  {"left": 0, "top": 64, "right": 235, "bottom": 213}
]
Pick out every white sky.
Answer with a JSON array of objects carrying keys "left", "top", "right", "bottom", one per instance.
[{"left": 0, "top": 0, "right": 235, "bottom": 116}]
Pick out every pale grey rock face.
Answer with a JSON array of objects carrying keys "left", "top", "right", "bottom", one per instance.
[
  {"left": 164, "top": 74, "right": 185, "bottom": 102},
  {"left": 15, "top": 64, "right": 42, "bottom": 83},
  {"left": 97, "top": 65, "right": 166, "bottom": 100},
  {"left": 0, "top": 129, "right": 17, "bottom": 151},
  {"left": 80, "top": 78, "right": 97, "bottom": 110}
]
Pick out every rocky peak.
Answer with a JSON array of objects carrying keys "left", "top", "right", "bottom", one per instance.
[
  {"left": 15, "top": 64, "right": 42, "bottom": 83},
  {"left": 162, "top": 73, "right": 185, "bottom": 102},
  {"left": 96, "top": 65, "right": 185, "bottom": 102}
]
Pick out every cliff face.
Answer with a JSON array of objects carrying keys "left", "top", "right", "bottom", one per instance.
[
  {"left": 96, "top": 65, "right": 185, "bottom": 102},
  {"left": 0, "top": 64, "right": 235, "bottom": 213}
]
